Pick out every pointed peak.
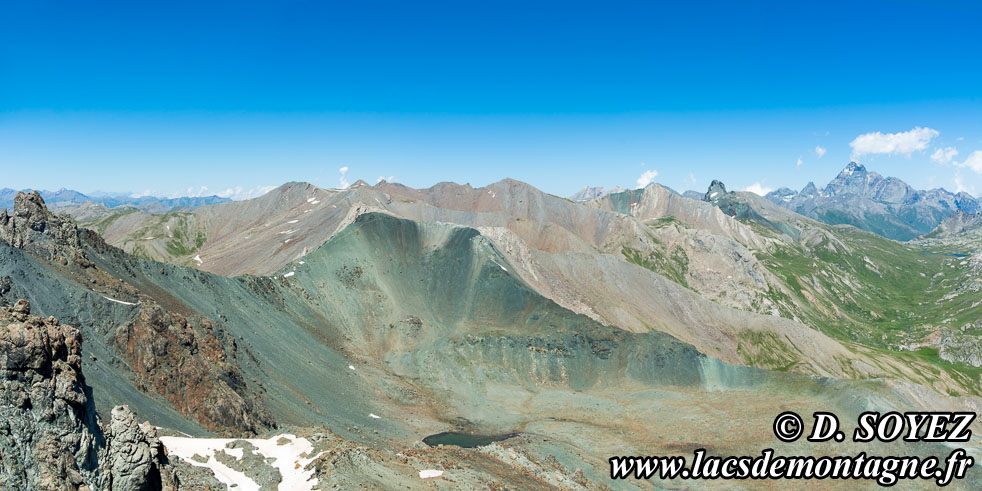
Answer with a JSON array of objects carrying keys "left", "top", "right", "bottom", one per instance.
[
  {"left": 840, "top": 162, "right": 867, "bottom": 176},
  {"left": 800, "top": 181, "right": 819, "bottom": 196},
  {"left": 15, "top": 190, "right": 48, "bottom": 216},
  {"left": 704, "top": 180, "right": 727, "bottom": 201}
]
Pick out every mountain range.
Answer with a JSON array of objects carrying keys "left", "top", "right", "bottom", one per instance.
[
  {"left": 0, "top": 187, "right": 231, "bottom": 214},
  {"left": 2, "top": 168, "right": 982, "bottom": 488},
  {"left": 762, "top": 162, "right": 980, "bottom": 241}
]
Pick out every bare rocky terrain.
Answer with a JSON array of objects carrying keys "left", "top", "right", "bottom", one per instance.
[{"left": 2, "top": 179, "right": 981, "bottom": 488}]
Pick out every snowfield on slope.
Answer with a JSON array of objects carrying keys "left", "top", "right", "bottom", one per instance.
[{"left": 160, "top": 433, "right": 324, "bottom": 490}]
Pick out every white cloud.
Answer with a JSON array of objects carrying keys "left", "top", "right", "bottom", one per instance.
[
  {"left": 338, "top": 166, "right": 350, "bottom": 189},
  {"left": 814, "top": 146, "right": 826, "bottom": 158},
  {"left": 796, "top": 156, "right": 804, "bottom": 168},
  {"left": 688, "top": 172, "right": 696, "bottom": 184},
  {"left": 930, "top": 147, "right": 958, "bottom": 165},
  {"left": 635, "top": 169, "right": 658, "bottom": 188},
  {"left": 376, "top": 175, "right": 396, "bottom": 184},
  {"left": 955, "top": 150, "right": 982, "bottom": 174},
  {"left": 743, "top": 182, "right": 773, "bottom": 196},
  {"left": 163, "top": 185, "right": 275, "bottom": 201},
  {"left": 954, "top": 172, "right": 968, "bottom": 193},
  {"left": 131, "top": 189, "right": 156, "bottom": 198},
  {"left": 849, "top": 126, "right": 939, "bottom": 159},
  {"left": 173, "top": 186, "right": 211, "bottom": 198},
  {"left": 217, "top": 185, "right": 276, "bottom": 200}
]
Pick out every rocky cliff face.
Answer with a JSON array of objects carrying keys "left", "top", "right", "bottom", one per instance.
[
  {"left": 110, "top": 304, "right": 274, "bottom": 435},
  {"left": 0, "top": 299, "right": 100, "bottom": 489},
  {"left": 0, "top": 300, "right": 180, "bottom": 490}
]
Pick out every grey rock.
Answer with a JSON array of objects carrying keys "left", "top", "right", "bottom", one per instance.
[
  {"left": 0, "top": 191, "right": 92, "bottom": 267},
  {"left": 0, "top": 301, "right": 101, "bottom": 489},
  {"left": 938, "top": 330, "right": 982, "bottom": 368},
  {"left": 704, "top": 180, "right": 727, "bottom": 202},
  {"left": 0, "top": 300, "right": 187, "bottom": 490},
  {"left": 102, "top": 405, "right": 175, "bottom": 490}
]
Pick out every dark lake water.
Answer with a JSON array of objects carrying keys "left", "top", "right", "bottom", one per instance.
[
  {"left": 920, "top": 251, "right": 969, "bottom": 257},
  {"left": 422, "top": 431, "right": 518, "bottom": 448}
]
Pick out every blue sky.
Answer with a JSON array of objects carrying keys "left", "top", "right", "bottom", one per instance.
[{"left": 2, "top": 0, "right": 982, "bottom": 199}]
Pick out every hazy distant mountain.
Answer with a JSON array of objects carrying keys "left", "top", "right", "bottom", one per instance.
[
  {"left": 0, "top": 187, "right": 230, "bottom": 213},
  {"left": 925, "top": 210, "right": 982, "bottom": 238},
  {"left": 764, "top": 162, "right": 979, "bottom": 241},
  {"left": 569, "top": 185, "right": 624, "bottom": 202}
]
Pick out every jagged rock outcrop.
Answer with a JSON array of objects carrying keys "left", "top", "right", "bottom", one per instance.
[
  {"left": 102, "top": 405, "right": 177, "bottom": 490},
  {"left": 0, "top": 300, "right": 186, "bottom": 490},
  {"left": 0, "top": 299, "right": 101, "bottom": 489},
  {"left": 0, "top": 191, "right": 92, "bottom": 267},
  {"left": 704, "top": 180, "right": 727, "bottom": 202}
]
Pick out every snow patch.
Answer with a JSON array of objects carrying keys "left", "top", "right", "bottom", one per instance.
[
  {"left": 160, "top": 434, "right": 323, "bottom": 491},
  {"left": 287, "top": 219, "right": 299, "bottom": 224},
  {"left": 284, "top": 272, "right": 295, "bottom": 278},
  {"left": 348, "top": 365, "right": 356, "bottom": 370},
  {"left": 102, "top": 296, "right": 138, "bottom": 306},
  {"left": 419, "top": 470, "right": 444, "bottom": 479},
  {"left": 299, "top": 261, "right": 305, "bottom": 265},
  {"left": 307, "top": 197, "right": 316, "bottom": 203},
  {"left": 193, "top": 255, "right": 203, "bottom": 264},
  {"left": 369, "top": 413, "right": 381, "bottom": 419}
]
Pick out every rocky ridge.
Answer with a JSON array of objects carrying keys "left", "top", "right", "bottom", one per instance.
[{"left": 0, "top": 191, "right": 274, "bottom": 436}]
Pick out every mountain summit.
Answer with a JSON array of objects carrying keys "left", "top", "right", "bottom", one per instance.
[{"left": 765, "top": 162, "right": 979, "bottom": 240}]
